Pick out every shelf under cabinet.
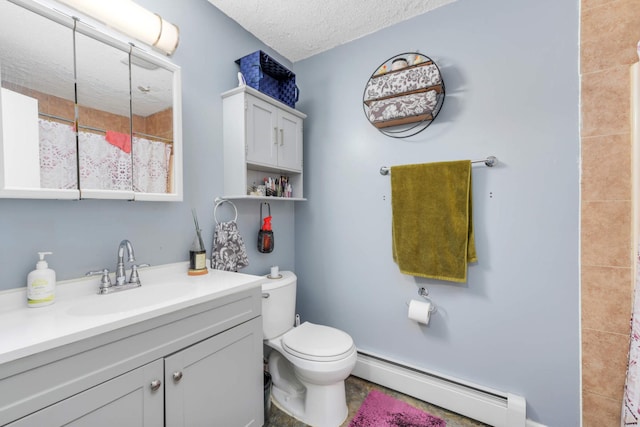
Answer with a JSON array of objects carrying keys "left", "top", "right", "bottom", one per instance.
[{"left": 221, "top": 195, "right": 307, "bottom": 201}]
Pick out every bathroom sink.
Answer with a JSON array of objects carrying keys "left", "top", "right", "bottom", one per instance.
[
  {"left": 0, "top": 261, "right": 264, "bottom": 373},
  {"left": 67, "top": 282, "right": 194, "bottom": 317}
]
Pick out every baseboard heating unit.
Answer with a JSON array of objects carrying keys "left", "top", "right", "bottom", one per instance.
[{"left": 352, "top": 352, "right": 541, "bottom": 427}]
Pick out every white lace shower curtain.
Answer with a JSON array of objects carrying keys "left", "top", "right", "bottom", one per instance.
[
  {"left": 39, "top": 119, "right": 77, "bottom": 189},
  {"left": 623, "top": 246, "right": 640, "bottom": 425},
  {"left": 623, "top": 46, "right": 640, "bottom": 426},
  {"left": 39, "top": 119, "right": 171, "bottom": 193}
]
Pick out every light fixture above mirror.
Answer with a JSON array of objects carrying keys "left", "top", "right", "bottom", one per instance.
[{"left": 56, "top": 0, "right": 179, "bottom": 56}]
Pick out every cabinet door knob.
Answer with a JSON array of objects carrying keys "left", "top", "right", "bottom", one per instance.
[
  {"left": 150, "top": 379, "right": 162, "bottom": 391},
  {"left": 273, "top": 127, "right": 278, "bottom": 145},
  {"left": 280, "top": 128, "right": 284, "bottom": 146},
  {"left": 173, "top": 371, "right": 183, "bottom": 382}
]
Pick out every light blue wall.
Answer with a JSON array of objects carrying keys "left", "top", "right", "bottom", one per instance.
[
  {"left": 293, "top": 0, "right": 580, "bottom": 426},
  {"left": 1, "top": 0, "right": 580, "bottom": 425},
  {"left": 0, "top": 0, "right": 296, "bottom": 290}
]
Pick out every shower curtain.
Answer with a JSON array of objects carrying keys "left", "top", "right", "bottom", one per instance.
[
  {"left": 39, "top": 119, "right": 77, "bottom": 189},
  {"left": 39, "top": 119, "right": 171, "bottom": 192},
  {"left": 623, "top": 246, "right": 640, "bottom": 426},
  {"left": 623, "top": 55, "right": 640, "bottom": 426}
]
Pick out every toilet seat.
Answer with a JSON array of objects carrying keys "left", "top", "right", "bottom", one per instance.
[{"left": 282, "top": 322, "right": 355, "bottom": 362}]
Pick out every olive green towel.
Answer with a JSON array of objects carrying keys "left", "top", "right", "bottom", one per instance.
[{"left": 391, "top": 160, "right": 476, "bottom": 283}]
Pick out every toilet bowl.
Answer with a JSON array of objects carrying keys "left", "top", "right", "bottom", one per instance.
[{"left": 262, "top": 272, "right": 357, "bottom": 427}]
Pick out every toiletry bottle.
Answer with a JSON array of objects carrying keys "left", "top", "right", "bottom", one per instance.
[
  {"left": 258, "top": 216, "right": 274, "bottom": 253},
  {"left": 27, "top": 252, "right": 55, "bottom": 307}
]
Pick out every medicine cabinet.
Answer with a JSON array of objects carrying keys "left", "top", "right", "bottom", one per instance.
[{"left": 0, "top": 0, "right": 183, "bottom": 201}]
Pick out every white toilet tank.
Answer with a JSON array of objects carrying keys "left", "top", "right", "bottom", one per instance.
[{"left": 262, "top": 271, "right": 297, "bottom": 339}]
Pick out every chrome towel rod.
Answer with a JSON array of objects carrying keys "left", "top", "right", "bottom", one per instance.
[{"left": 379, "top": 156, "right": 498, "bottom": 176}]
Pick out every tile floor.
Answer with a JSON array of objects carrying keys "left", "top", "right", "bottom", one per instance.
[{"left": 265, "top": 375, "right": 489, "bottom": 426}]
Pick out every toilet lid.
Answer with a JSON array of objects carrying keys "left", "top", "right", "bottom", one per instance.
[{"left": 282, "top": 322, "right": 355, "bottom": 362}]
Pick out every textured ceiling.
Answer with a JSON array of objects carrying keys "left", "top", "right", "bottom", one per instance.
[{"left": 207, "top": 0, "right": 456, "bottom": 62}]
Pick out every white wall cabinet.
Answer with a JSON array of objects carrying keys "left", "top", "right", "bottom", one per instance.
[
  {"left": 0, "top": 288, "right": 263, "bottom": 427},
  {"left": 245, "top": 94, "right": 302, "bottom": 172},
  {"left": 222, "top": 86, "right": 306, "bottom": 200}
]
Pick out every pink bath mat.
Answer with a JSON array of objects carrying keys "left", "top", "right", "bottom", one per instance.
[{"left": 349, "top": 389, "right": 446, "bottom": 427}]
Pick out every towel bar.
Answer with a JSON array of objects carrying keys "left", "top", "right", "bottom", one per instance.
[{"left": 379, "top": 156, "right": 497, "bottom": 175}]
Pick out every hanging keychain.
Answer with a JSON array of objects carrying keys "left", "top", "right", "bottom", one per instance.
[{"left": 258, "top": 202, "right": 274, "bottom": 253}]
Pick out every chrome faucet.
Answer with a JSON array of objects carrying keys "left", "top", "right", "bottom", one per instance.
[
  {"left": 86, "top": 240, "right": 149, "bottom": 294},
  {"left": 116, "top": 239, "right": 136, "bottom": 286}
]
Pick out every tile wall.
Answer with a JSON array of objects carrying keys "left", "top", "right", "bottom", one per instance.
[
  {"left": 581, "top": 0, "right": 640, "bottom": 424},
  {"left": 1, "top": 82, "right": 172, "bottom": 139}
]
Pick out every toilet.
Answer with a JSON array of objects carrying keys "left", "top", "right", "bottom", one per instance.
[{"left": 262, "top": 271, "right": 357, "bottom": 427}]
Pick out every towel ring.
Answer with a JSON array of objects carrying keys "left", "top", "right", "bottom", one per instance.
[{"left": 214, "top": 198, "right": 238, "bottom": 224}]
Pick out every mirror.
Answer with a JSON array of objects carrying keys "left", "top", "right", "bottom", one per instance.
[
  {"left": 75, "top": 27, "right": 134, "bottom": 199},
  {"left": 0, "top": 0, "right": 77, "bottom": 198},
  {"left": 0, "top": 0, "right": 182, "bottom": 201},
  {"left": 130, "top": 49, "right": 178, "bottom": 199}
]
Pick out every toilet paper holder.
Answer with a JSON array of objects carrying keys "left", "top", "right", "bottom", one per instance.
[{"left": 406, "top": 287, "right": 437, "bottom": 313}]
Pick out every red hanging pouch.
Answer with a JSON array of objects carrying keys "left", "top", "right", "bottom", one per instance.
[{"left": 258, "top": 203, "right": 274, "bottom": 253}]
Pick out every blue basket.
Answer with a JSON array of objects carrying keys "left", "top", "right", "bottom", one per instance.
[{"left": 236, "top": 50, "right": 299, "bottom": 108}]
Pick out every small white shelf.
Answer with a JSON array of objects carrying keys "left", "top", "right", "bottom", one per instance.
[{"left": 220, "top": 195, "right": 307, "bottom": 202}]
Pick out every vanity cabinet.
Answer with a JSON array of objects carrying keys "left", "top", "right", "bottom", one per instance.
[
  {"left": 7, "top": 360, "right": 164, "bottom": 427},
  {"left": 165, "top": 319, "right": 262, "bottom": 426},
  {"left": 222, "top": 86, "right": 306, "bottom": 200},
  {"left": 0, "top": 287, "right": 263, "bottom": 427}
]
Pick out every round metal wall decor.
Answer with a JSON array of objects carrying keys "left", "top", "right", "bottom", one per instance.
[{"left": 362, "top": 52, "right": 445, "bottom": 138}]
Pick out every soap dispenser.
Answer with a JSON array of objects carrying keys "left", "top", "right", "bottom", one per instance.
[{"left": 27, "top": 251, "right": 56, "bottom": 307}]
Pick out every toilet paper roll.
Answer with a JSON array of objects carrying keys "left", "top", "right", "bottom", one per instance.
[
  {"left": 408, "top": 299, "right": 432, "bottom": 325},
  {"left": 270, "top": 265, "right": 279, "bottom": 278}
]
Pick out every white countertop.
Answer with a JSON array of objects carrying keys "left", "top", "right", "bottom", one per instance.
[{"left": 0, "top": 262, "right": 264, "bottom": 365}]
